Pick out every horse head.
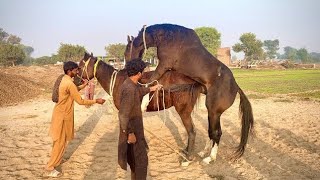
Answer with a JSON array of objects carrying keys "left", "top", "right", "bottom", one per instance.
[
  {"left": 124, "top": 35, "right": 135, "bottom": 62},
  {"left": 124, "top": 25, "right": 152, "bottom": 61},
  {"left": 78, "top": 52, "right": 99, "bottom": 80}
]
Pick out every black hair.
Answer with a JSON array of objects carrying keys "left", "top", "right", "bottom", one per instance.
[
  {"left": 125, "top": 58, "right": 146, "bottom": 77},
  {"left": 63, "top": 61, "right": 78, "bottom": 74}
]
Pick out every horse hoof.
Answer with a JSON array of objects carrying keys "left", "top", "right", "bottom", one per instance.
[
  {"left": 181, "top": 160, "right": 190, "bottom": 167},
  {"left": 202, "top": 156, "right": 215, "bottom": 165},
  {"left": 198, "top": 151, "right": 206, "bottom": 158}
]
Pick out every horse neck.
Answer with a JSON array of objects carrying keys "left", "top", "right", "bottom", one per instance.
[
  {"left": 137, "top": 27, "right": 157, "bottom": 49},
  {"left": 95, "top": 62, "right": 116, "bottom": 95},
  {"left": 95, "top": 62, "right": 127, "bottom": 96}
]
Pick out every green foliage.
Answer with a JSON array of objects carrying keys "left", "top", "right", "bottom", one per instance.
[
  {"left": 283, "top": 46, "right": 298, "bottom": 61},
  {"left": 0, "top": 27, "right": 35, "bottom": 66},
  {"left": 33, "top": 55, "right": 58, "bottom": 65},
  {"left": 263, "top": 39, "right": 279, "bottom": 59},
  {"left": 0, "top": 43, "right": 26, "bottom": 66},
  {"left": 0, "top": 28, "right": 9, "bottom": 43},
  {"left": 309, "top": 52, "right": 320, "bottom": 63},
  {"left": 233, "top": 33, "right": 263, "bottom": 61},
  {"left": 7, "top": 35, "right": 21, "bottom": 45},
  {"left": 144, "top": 47, "right": 157, "bottom": 61},
  {"left": 105, "top": 43, "right": 126, "bottom": 60},
  {"left": 232, "top": 69, "right": 320, "bottom": 99},
  {"left": 296, "top": 48, "right": 309, "bottom": 63},
  {"left": 194, "top": 27, "right": 221, "bottom": 56},
  {"left": 17, "top": 44, "right": 34, "bottom": 57},
  {"left": 57, "top": 43, "right": 86, "bottom": 62},
  {"left": 22, "top": 56, "right": 35, "bottom": 66},
  {"left": 280, "top": 46, "right": 320, "bottom": 63}
]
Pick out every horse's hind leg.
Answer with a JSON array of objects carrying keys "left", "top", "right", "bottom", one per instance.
[{"left": 175, "top": 104, "right": 196, "bottom": 162}]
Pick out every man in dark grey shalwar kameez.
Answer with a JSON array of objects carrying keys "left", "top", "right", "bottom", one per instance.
[{"left": 118, "top": 59, "right": 162, "bottom": 180}]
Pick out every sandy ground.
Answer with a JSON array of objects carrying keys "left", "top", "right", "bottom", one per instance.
[{"left": 0, "top": 87, "right": 319, "bottom": 179}]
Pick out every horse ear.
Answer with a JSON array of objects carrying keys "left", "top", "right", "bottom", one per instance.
[
  {"left": 131, "top": 36, "right": 134, "bottom": 41},
  {"left": 84, "top": 52, "right": 89, "bottom": 59},
  {"left": 127, "top": 35, "right": 131, "bottom": 42},
  {"left": 90, "top": 52, "right": 93, "bottom": 56}
]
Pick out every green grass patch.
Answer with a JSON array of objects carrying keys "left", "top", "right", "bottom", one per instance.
[{"left": 231, "top": 69, "right": 320, "bottom": 99}]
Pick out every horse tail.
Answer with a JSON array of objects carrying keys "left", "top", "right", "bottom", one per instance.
[
  {"left": 190, "top": 83, "right": 204, "bottom": 105},
  {"left": 234, "top": 87, "right": 254, "bottom": 158}
]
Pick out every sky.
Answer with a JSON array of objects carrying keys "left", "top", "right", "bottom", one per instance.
[{"left": 0, "top": 0, "right": 319, "bottom": 58}]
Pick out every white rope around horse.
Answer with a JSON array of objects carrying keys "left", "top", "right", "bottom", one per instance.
[
  {"left": 109, "top": 71, "right": 118, "bottom": 98},
  {"left": 138, "top": 80, "right": 167, "bottom": 126},
  {"left": 142, "top": 25, "right": 147, "bottom": 57}
]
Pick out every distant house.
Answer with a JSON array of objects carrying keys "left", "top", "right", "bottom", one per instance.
[{"left": 217, "top": 47, "right": 231, "bottom": 66}]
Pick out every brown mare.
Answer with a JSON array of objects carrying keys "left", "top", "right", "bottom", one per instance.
[
  {"left": 125, "top": 24, "right": 254, "bottom": 164},
  {"left": 78, "top": 52, "right": 204, "bottom": 163}
]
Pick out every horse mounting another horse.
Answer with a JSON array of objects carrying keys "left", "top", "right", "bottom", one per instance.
[
  {"left": 78, "top": 52, "right": 205, "bottom": 164},
  {"left": 125, "top": 23, "right": 254, "bottom": 164}
]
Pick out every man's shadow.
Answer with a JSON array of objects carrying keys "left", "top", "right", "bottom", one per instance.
[{"left": 63, "top": 93, "right": 110, "bottom": 159}]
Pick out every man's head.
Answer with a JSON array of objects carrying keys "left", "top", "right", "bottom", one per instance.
[
  {"left": 125, "top": 58, "right": 146, "bottom": 77},
  {"left": 63, "top": 61, "right": 79, "bottom": 77}
]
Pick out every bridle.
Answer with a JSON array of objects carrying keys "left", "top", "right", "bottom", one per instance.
[
  {"left": 79, "top": 57, "right": 101, "bottom": 81},
  {"left": 79, "top": 56, "right": 118, "bottom": 97}
]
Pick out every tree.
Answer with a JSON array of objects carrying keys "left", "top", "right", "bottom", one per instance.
[
  {"left": 105, "top": 43, "right": 126, "bottom": 60},
  {"left": 283, "top": 46, "right": 298, "bottom": 61},
  {"left": 194, "top": 27, "right": 221, "bottom": 56},
  {"left": 296, "top": 48, "right": 309, "bottom": 63},
  {"left": 263, "top": 39, "right": 279, "bottom": 59},
  {"left": 57, "top": 43, "right": 86, "bottom": 62},
  {"left": 232, "top": 33, "right": 263, "bottom": 61},
  {"left": 7, "top": 35, "right": 21, "bottom": 45},
  {"left": 17, "top": 44, "right": 34, "bottom": 57},
  {"left": 144, "top": 47, "right": 157, "bottom": 61},
  {"left": 0, "top": 28, "right": 9, "bottom": 43},
  {"left": 309, "top": 52, "right": 320, "bottom": 63},
  {"left": 0, "top": 43, "right": 26, "bottom": 66}
]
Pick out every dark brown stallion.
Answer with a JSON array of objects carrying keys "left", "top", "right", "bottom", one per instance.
[
  {"left": 78, "top": 52, "right": 204, "bottom": 162},
  {"left": 125, "top": 24, "right": 254, "bottom": 164}
]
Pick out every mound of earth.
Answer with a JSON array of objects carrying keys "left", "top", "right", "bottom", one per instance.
[{"left": 0, "top": 65, "right": 63, "bottom": 107}]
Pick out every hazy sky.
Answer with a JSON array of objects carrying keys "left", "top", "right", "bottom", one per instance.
[{"left": 1, "top": 0, "right": 319, "bottom": 58}]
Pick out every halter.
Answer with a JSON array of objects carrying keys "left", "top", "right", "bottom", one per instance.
[{"left": 79, "top": 57, "right": 101, "bottom": 81}]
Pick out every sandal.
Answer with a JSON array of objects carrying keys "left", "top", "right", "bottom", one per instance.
[{"left": 46, "top": 169, "right": 62, "bottom": 177}]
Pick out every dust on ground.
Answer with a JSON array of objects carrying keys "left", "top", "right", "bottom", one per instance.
[
  {"left": 0, "top": 65, "right": 63, "bottom": 107},
  {"left": 0, "top": 65, "right": 319, "bottom": 179}
]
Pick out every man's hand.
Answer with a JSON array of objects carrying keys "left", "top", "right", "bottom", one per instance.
[
  {"left": 82, "top": 79, "right": 89, "bottom": 86},
  {"left": 127, "top": 133, "right": 137, "bottom": 144},
  {"left": 150, "top": 84, "right": 163, "bottom": 92},
  {"left": 96, "top": 98, "right": 106, "bottom": 104}
]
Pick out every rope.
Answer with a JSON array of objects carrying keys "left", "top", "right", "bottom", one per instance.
[
  {"left": 144, "top": 127, "right": 190, "bottom": 163},
  {"left": 142, "top": 25, "right": 147, "bottom": 57},
  {"left": 80, "top": 57, "right": 91, "bottom": 81},
  {"left": 93, "top": 59, "right": 101, "bottom": 81},
  {"left": 109, "top": 71, "right": 118, "bottom": 98},
  {"left": 138, "top": 80, "right": 167, "bottom": 126}
]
